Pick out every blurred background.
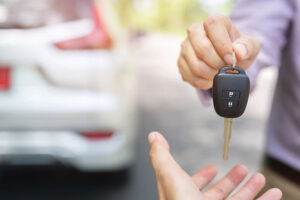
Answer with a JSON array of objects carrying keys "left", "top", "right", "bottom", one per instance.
[{"left": 0, "top": 0, "right": 277, "bottom": 199}]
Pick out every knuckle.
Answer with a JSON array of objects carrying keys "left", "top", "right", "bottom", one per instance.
[
  {"left": 187, "top": 24, "right": 196, "bottom": 34},
  {"left": 204, "top": 14, "right": 226, "bottom": 27},
  {"left": 176, "top": 62, "right": 188, "bottom": 82},
  {"left": 180, "top": 40, "right": 190, "bottom": 55},
  {"left": 177, "top": 56, "right": 186, "bottom": 68},
  {"left": 204, "top": 16, "right": 216, "bottom": 27},
  {"left": 177, "top": 60, "right": 185, "bottom": 75},
  {"left": 187, "top": 22, "right": 203, "bottom": 35},
  {"left": 180, "top": 49, "right": 188, "bottom": 60},
  {"left": 180, "top": 40, "right": 186, "bottom": 50}
]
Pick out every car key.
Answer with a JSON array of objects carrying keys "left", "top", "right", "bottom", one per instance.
[
  {"left": 223, "top": 118, "right": 232, "bottom": 160},
  {"left": 213, "top": 52, "right": 250, "bottom": 160}
]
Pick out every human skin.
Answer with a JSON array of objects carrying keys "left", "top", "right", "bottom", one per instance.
[
  {"left": 177, "top": 14, "right": 260, "bottom": 89},
  {"left": 148, "top": 132, "right": 282, "bottom": 200}
]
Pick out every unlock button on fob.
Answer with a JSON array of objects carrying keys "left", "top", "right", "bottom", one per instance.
[{"left": 223, "top": 100, "right": 239, "bottom": 109}]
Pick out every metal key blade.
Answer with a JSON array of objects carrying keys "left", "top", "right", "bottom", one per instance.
[
  {"left": 226, "top": 118, "right": 233, "bottom": 159},
  {"left": 223, "top": 51, "right": 235, "bottom": 160},
  {"left": 223, "top": 118, "right": 228, "bottom": 160},
  {"left": 223, "top": 118, "right": 233, "bottom": 160}
]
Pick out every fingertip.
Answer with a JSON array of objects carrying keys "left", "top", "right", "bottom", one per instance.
[
  {"left": 148, "top": 132, "right": 159, "bottom": 144},
  {"left": 270, "top": 188, "right": 283, "bottom": 198},
  {"left": 255, "top": 172, "right": 266, "bottom": 180},
  {"left": 226, "top": 164, "right": 249, "bottom": 185},
  {"left": 235, "top": 164, "right": 249, "bottom": 175},
  {"left": 253, "top": 172, "right": 266, "bottom": 185},
  {"left": 206, "top": 164, "right": 218, "bottom": 173},
  {"left": 257, "top": 188, "right": 283, "bottom": 200},
  {"left": 233, "top": 43, "right": 247, "bottom": 60},
  {"left": 148, "top": 132, "right": 170, "bottom": 151},
  {"left": 244, "top": 172, "right": 266, "bottom": 194}
]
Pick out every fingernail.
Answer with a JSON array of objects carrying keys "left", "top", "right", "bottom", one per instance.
[
  {"left": 224, "top": 54, "right": 233, "bottom": 65},
  {"left": 234, "top": 43, "right": 247, "bottom": 59},
  {"left": 148, "top": 132, "right": 157, "bottom": 144}
]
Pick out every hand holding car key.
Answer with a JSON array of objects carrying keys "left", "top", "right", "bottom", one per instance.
[
  {"left": 213, "top": 51, "right": 250, "bottom": 160},
  {"left": 177, "top": 16, "right": 260, "bottom": 160}
]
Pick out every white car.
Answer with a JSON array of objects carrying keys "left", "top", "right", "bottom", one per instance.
[{"left": 0, "top": 0, "right": 137, "bottom": 172}]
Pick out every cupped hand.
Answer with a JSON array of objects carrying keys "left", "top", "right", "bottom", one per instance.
[
  {"left": 148, "top": 132, "right": 282, "bottom": 200},
  {"left": 177, "top": 14, "right": 260, "bottom": 89}
]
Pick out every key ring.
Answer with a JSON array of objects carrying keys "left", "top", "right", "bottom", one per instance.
[{"left": 232, "top": 51, "right": 236, "bottom": 68}]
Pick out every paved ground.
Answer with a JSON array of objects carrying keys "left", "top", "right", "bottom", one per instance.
[{"left": 0, "top": 33, "right": 277, "bottom": 200}]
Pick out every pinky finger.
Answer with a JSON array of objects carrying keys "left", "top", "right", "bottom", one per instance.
[{"left": 256, "top": 188, "right": 282, "bottom": 200}]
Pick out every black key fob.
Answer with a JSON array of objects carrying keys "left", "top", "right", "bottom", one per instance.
[{"left": 213, "top": 66, "right": 250, "bottom": 118}]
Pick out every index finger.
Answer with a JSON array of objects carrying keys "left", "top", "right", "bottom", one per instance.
[
  {"left": 187, "top": 23, "right": 225, "bottom": 69},
  {"left": 203, "top": 15, "right": 239, "bottom": 64}
]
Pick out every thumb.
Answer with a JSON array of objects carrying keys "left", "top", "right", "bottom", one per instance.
[
  {"left": 148, "top": 132, "right": 180, "bottom": 176},
  {"left": 148, "top": 131, "right": 170, "bottom": 151},
  {"left": 233, "top": 34, "right": 260, "bottom": 61},
  {"left": 148, "top": 132, "right": 202, "bottom": 200}
]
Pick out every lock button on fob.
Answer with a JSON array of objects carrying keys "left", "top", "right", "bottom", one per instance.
[{"left": 213, "top": 66, "right": 250, "bottom": 118}]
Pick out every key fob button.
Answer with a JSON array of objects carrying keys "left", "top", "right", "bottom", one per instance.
[
  {"left": 222, "top": 90, "right": 240, "bottom": 99},
  {"left": 223, "top": 100, "right": 239, "bottom": 109}
]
